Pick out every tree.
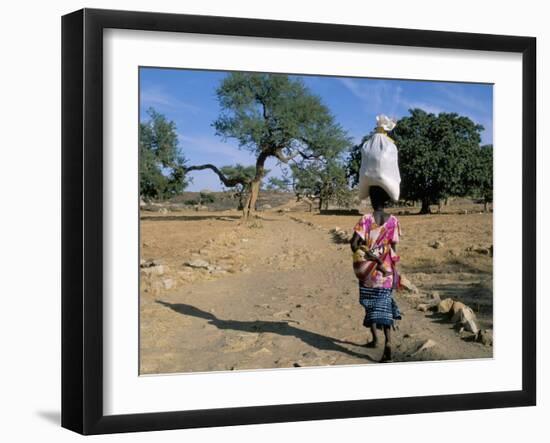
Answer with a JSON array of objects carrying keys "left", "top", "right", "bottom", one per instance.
[
  {"left": 265, "top": 176, "right": 291, "bottom": 192},
  {"left": 139, "top": 108, "right": 188, "bottom": 199},
  {"left": 219, "top": 164, "right": 257, "bottom": 210},
  {"left": 391, "top": 109, "right": 484, "bottom": 214},
  {"left": 291, "top": 159, "right": 351, "bottom": 211},
  {"left": 471, "top": 144, "right": 493, "bottom": 211},
  {"left": 346, "top": 132, "right": 374, "bottom": 188},
  {"left": 185, "top": 73, "right": 351, "bottom": 218}
]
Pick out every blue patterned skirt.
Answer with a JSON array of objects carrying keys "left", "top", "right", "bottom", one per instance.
[{"left": 359, "top": 286, "right": 401, "bottom": 327}]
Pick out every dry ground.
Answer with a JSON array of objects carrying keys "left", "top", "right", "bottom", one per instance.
[{"left": 139, "top": 204, "right": 493, "bottom": 374}]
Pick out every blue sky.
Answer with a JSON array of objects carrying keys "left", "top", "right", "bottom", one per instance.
[{"left": 139, "top": 67, "right": 493, "bottom": 192}]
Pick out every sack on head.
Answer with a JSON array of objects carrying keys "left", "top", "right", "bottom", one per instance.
[{"left": 358, "top": 115, "right": 401, "bottom": 202}]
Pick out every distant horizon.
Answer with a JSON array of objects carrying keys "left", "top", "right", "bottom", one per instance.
[{"left": 140, "top": 67, "right": 493, "bottom": 192}]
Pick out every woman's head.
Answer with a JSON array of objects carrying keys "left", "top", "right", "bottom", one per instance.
[{"left": 369, "top": 186, "right": 391, "bottom": 210}]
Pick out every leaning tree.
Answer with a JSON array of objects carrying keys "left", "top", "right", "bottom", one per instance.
[{"left": 185, "top": 73, "right": 351, "bottom": 218}]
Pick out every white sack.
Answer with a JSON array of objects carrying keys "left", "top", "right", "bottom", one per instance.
[{"left": 358, "top": 116, "right": 401, "bottom": 202}]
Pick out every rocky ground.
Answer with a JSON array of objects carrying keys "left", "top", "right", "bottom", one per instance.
[{"left": 139, "top": 203, "right": 493, "bottom": 374}]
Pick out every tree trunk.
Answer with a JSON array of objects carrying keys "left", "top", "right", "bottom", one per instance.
[
  {"left": 419, "top": 198, "right": 431, "bottom": 214},
  {"left": 242, "top": 151, "right": 269, "bottom": 219},
  {"left": 243, "top": 179, "right": 261, "bottom": 218}
]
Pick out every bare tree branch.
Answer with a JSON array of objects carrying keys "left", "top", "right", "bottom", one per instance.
[
  {"left": 183, "top": 164, "right": 250, "bottom": 187},
  {"left": 274, "top": 149, "right": 301, "bottom": 163}
]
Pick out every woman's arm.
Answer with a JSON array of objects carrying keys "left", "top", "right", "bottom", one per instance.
[
  {"left": 350, "top": 232, "right": 383, "bottom": 264},
  {"left": 350, "top": 232, "right": 362, "bottom": 252}
]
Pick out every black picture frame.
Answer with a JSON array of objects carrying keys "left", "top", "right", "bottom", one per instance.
[{"left": 62, "top": 8, "right": 536, "bottom": 435}]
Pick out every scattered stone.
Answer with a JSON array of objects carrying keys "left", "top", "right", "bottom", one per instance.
[
  {"left": 477, "top": 329, "right": 493, "bottom": 346},
  {"left": 400, "top": 275, "right": 419, "bottom": 294},
  {"left": 458, "top": 306, "right": 479, "bottom": 335},
  {"left": 159, "top": 207, "right": 168, "bottom": 214},
  {"left": 403, "top": 332, "right": 423, "bottom": 339},
  {"left": 140, "top": 259, "right": 161, "bottom": 268},
  {"left": 437, "top": 298, "right": 455, "bottom": 314},
  {"left": 417, "top": 304, "right": 432, "bottom": 312},
  {"left": 141, "top": 265, "right": 165, "bottom": 276},
  {"left": 426, "top": 291, "right": 441, "bottom": 303},
  {"left": 430, "top": 240, "right": 444, "bottom": 249},
  {"left": 184, "top": 259, "right": 210, "bottom": 269},
  {"left": 412, "top": 339, "right": 437, "bottom": 355},
  {"left": 210, "top": 269, "right": 228, "bottom": 276},
  {"left": 474, "top": 246, "right": 493, "bottom": 256},
  {"left": 450, "top": 301, "right": 467, "bottom": 322},
  {"left": 162, "top": 278, "right": 174, "bottom": 290},
  {"left": 241, "top": 238, "right": 249, "bottom": 243}
]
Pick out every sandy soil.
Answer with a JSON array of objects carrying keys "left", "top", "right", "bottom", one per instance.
[{"left": 139, "top": 205, "right": 493, "bottom": 374}]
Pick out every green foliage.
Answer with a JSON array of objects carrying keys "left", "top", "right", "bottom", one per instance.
[
  {"left": 471, "top": 144, "right": 493, "bottom": 209},
  {"left": 184, "top": 192, "right": 216, "bottom": 206},
  {"left": 211, "top": 72, "right": 351, "bottom": 216},
  {"left": 139, "top": 108, "right": 188, "bottom": 199},
  {"left": 219, "top": 164, "right": 257, "bottom": 184},
  {"left": 391, "top": 109, "right": 486, "bottom": 213},
  {"left": 213, "top": 72, "right": 351, "bottom": 162},
  {"left": 346, "top": 133, "right": 372, "bottom": 188},
  {"left": 265, "top": 176, "right": 291, "bottom": 192},
  {"left": 291, "top": 160, "right": 352, "bottom": 210},
  {"left": 218, "top": 164, "right": 258, "bottom": 210}
]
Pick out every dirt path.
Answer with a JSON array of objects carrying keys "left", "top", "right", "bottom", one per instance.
[{"left": 140, "top": 212, "right": 491, "bottom": 374}]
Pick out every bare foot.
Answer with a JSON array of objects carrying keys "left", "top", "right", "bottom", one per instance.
[
  {"left": 366, "top": 340, "right": 379, "bottom": 348},
  {"left": 380, "top": 345, "right": 393, "bottom": 363}
]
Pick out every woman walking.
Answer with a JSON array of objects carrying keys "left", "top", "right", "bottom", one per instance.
[{"left": 350, "top": 186, "right": 401, "bottom": 362}]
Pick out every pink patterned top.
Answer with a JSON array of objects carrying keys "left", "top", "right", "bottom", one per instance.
[{"left": 352, "top": 213, "right": 401, "bottom": 289}]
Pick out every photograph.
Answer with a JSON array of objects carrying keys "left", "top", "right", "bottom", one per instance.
[{"left": 138, "top": 67, "right": 494, "bottom": 374}]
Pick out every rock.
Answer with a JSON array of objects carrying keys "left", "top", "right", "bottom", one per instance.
[
  {"left": 210, "top": 269, "right": 228, "bottom": 276},
  {"left": 142, "top": 265, "right": 165, "bottom": 276},
  {"left": 241, "top": 238, "right": 249, "bottom": 243},
  {"left": 437, "top": 298, "right": 454, "bottom": 314},
  {"left": 426, "top": 291, "right": 441, "bottom": 302},
  {"left": 474, "top": 247, "right": 491, "bottom": 255},
  {"left": 413, "top": 339, "right": 437, "bottom": 355},
  {"left": 458, "top": 306, "right": 479, "bottom": 335},
  {"left": 430, "top": 240, "right": 444, "bottom": 249},
  {"left": 141, "top": 259, "right": 161, "bottom": 268},
  {"left": 400, "top": 275, "right": 419, "bottom": 294},
  {"left": 159, "top": 207, "right": 168, "bottom": 214},
  {"left": 162, "top": 278, "right": 174, "bottom": 290},
  {"left": 450, "top": 301, "right": 467, "bottom": 322},
  {"left": 261, "top": 204, "right": 272, "bottom": 210},
  {"left": 184, "top": 259, "right": 210, "bottom": 269},
  {"left": 332, "top": 226, "right": 341, "bottom": 233},
  {"left": 417, "top": 304, "right": 432, "bottom": 312},
  {"left": 477, "top": 329, "right": 493, "bottom": 346}
]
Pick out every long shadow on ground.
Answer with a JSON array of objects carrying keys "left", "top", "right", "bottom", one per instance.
[{"left": 156, "top": 300, "right": 375, "bottom": 362}]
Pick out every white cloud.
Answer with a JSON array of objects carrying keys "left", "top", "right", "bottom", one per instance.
[{"left": 141, "top": 86, "right": 200, "bottom": 114}]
